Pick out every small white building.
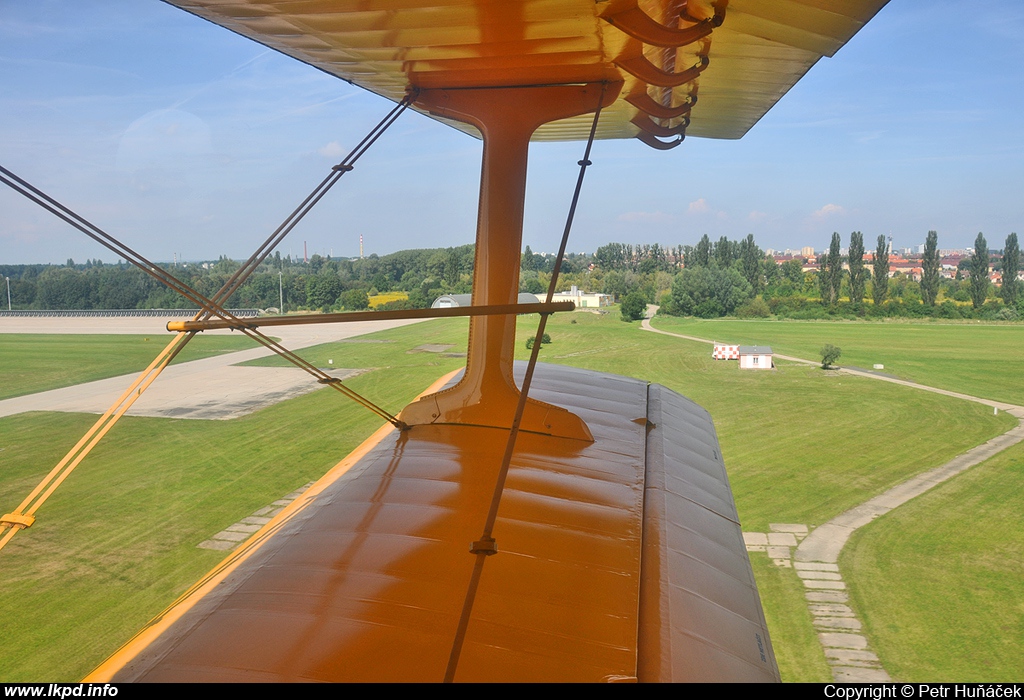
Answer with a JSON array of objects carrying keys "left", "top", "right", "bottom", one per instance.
[
  {"left": 712, "top": 343, "right": 739, "bottom": 360},
  {"left": 738, "top": 345, "right": 774, "bottom": 370},
  {"left": 552, "top": 285, "right": 612, "bottom": 308}
]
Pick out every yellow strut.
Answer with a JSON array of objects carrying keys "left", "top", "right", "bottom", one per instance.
[{"left": 0, "top": 332, "right": 192, "bottom": 555}]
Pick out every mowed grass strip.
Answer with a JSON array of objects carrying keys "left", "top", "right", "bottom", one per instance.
[
  {"left": 650, "top": 316, "right": 1024, "bottom": 406},
  {"left": 514, "top": 311, "right": 1014, "bottom": 529},
  {"left": 0, "top": 334, "right": 260, "bottom": 400},
  {"left": 840, "top": 440, "right": 1024, "bottom": 681},
  {"left": 748, "top": 555, "right": 832, "bottom": 682}
]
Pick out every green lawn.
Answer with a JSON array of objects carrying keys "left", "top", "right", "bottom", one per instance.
[
  {"left": 649, "top": 316, "right": 1024, "bottom": 406},
  {"left": 0, "top": 322, "right": 467, "bottom": 682},
  {"left": 0, "top": 313, "right": 1016, "bottom": 680},
  {"left": 0, "top": 334, "right": 261, "bottom": 400},
  {"left": 840, "top": 440, "right": 1024, "bottom": 681},
  {"left": 514, "top": 311, "right": 1013, "bottom": 529}
]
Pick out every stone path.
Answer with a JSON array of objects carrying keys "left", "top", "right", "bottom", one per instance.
[
  {"left": 643, "top": 316, "right": 1024, "bottom": 681},
  {"left": 198, "top": 482, "right": 313, "bottom": 551},
  {"left": 744, "top": 524, "right": 890, "bottom": 681}
]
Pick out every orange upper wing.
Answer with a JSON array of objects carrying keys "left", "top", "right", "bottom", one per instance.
[{"left": 166, "top": 0, "right": 889, "bottom": 143}]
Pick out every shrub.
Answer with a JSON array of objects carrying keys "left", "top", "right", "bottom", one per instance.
[
  {"left": 734, "top": 296, "right": 771, "bottom": 318},
  {"left": 821, "top": 344, "right": 842, "bottom": 369},
  {"left": 525, "top": 333, "right": 551, "bottom": 350},
  {"left": 620, "top": 291, "right": 647, "bottom": 322}
]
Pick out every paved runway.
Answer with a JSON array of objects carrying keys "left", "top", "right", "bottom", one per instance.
[{"left": 0, "top": 315, "right": 429, "bottom": 420}]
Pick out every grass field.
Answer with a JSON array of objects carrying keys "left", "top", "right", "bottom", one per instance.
[
  {"left": 841, "top": 440, "right": 1024, "bottom": 681},
  {"left": 649, "top": 316, "right": 1024, "bottom": 406},
  {"left": 0, "top": 321, "right": 467, "bottom": 681},
  {"left": 0, "top": 334, "right": 260, "bottom": 400},
  {"left": 0, "top": 312, "right": 1017, "bottom": 681}
]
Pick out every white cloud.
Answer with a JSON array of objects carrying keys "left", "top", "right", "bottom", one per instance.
[
  {"left": 855, "top": 130, "right": 883, "bottom": 143},
  {"left": 748, "top": 210, "right": 768, "bottom": 222},
  {"left": 812, "top": 203, "right": 846, "bottom": 219},
  {"left": 617, "top": 211, "right": 672, "bottom": 223},
  {"left": 318, "top": 141, "right": 345, "bottom": 158},
  {"left": 687, "top": 198, "right": 710, "bottom": 214}
]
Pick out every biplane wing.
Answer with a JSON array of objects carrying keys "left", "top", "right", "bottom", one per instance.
[
  {"left": 79, "top": 0, "right": 890, "bottom": 682},
  {"left": 166, "top": 0, "right": 889, "bottom": 143}
]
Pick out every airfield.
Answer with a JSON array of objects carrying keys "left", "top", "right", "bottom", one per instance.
[{"left": 0, "top": 311, "right": 1021, "bottom": 682}]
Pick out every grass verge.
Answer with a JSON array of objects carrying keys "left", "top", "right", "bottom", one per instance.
[
  {"left": 749, "top": 554, "right": 833, "bottom": 682},
  {"left": 841, "top": 440, "right": 1024, "bottom": 681},
  {"left": 0, "top": 334, "right": 260, "bottom": 400}
]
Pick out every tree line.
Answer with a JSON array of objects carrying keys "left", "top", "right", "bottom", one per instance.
[
  {"left": 0, "top": 247, "right": 477, "bottom": 313},
  {"left": 2, "top": 231, "right": 1019, "bottom": 321},
  {"left": 805, "top": 230, "right": 1020, "bottom": 320}
]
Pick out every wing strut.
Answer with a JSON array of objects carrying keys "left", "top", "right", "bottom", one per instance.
[
  {"left": 398, "top": 82, "right": 619, "bottom": 439},
  {"left": 444, "top": 86, "right": 606, "bottom": 683}
]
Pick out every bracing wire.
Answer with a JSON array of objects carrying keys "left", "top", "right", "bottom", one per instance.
[
  {"left": 443, "top": 84, "right": 607, "bottom": 683},
  {"left": 0, "top": 95, "right": 414, "bottom": 552}
]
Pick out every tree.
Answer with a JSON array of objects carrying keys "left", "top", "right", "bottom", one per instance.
[
  {"left": 667, "top": 264, "right": 752, "bottom": 317},
  {"left": 921, "top": 230, "right": 940, "bottom": 306},
  {"left": 820, "top": 344, "right": 842, "bottom": 369},
  {"left": 872, "top": 234, "right": 890, "bottom": 306},
  {"left": 714, "top": 236, "right": 736, "bottom": 268},
  {"left": 692, "top": 234, "right": 712, "bottom": 268},
  {"left": 819, "top": 233, "right": 841, "bottom": 306},
  {"left": 340, "top": 288, "right": 370, "bottom": 310},
  {"left": 969, "top": 233, "right": 990, "bottom": 309},
  {"left": 828, "top": 232, "right": 843, "bottom": 305},
  {"left": 1002, "top": 232, "right": 1020, "bottom": 307},
  {"left": 525, "top": 333, "right": 551, "bottom": 349},
  {"left": 739, "top": 234, "right": 762, "bottom": 294},
  {"left": 817, "top": 263, "right": 831, "bottom": 306},
  {"left": 443, "top": 248, "right": 461, "bottom": 286},
  {"left": 305, "top": 273, "right": 342, "bottom": 309},
  {"left": 780, "top": 259, "right": 804, "bottom": 285},
  {"left": 848, "top": 231, "right": 866, "bottom": 306},
  {"left": 521, "top": 245, "right": 541, "bottom": 272},
  {"left": 620, "top": 291, "right": 647, "bottom": 322}
]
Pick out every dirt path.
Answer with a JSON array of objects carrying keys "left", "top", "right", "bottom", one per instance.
[{"left": 640, "top": 316, "right": 1024, "bottom": 681}]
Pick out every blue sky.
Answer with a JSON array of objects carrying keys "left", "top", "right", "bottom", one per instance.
[{"left": 2, "top": 0, "right": 1023, "bottom": 264}]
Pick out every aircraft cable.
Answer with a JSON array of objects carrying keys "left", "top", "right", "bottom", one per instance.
[
  {"left": 205, "top": 91, "right": 415, "bottom": 310},
  {"left": 0, "top": 96, "right": 419, "bottom": 550},
  {"left": 443, "top": 84, "right": 607, "bottom": 683},
  {"left": 0, "top": 167, "right": 405, "bottom": 427}
]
